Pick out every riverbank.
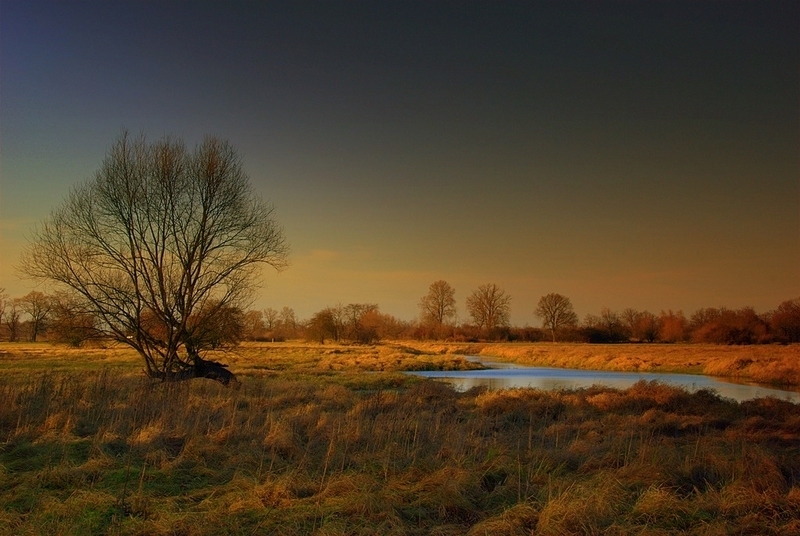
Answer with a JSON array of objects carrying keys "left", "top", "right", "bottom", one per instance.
[
  {"left": 404, "top": 342, "right": 800, "bottom": 388},
  {"left": 1, "top": 341, "right": 797, "bottom": 388}
]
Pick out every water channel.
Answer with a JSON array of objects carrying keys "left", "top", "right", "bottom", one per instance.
[{"left": 407, "top": 357, "right": 800, "bottom": 403}]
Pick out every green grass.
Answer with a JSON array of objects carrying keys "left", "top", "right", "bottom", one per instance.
[{"left": 0, "top": 342, "right": 799, "bottom": 534}]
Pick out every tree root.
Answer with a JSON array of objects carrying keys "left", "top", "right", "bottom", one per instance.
[{"left": 148, "top": 358, "right": 238, "bottom": 386}]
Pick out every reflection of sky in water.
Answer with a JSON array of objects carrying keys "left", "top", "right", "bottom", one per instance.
[{"left": 407, "top": 360, "right": 800, "bottom": 403}]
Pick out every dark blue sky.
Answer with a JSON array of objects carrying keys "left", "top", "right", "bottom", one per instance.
[{"left": 1, "top": 1, "right": 798, "bottom": 322}]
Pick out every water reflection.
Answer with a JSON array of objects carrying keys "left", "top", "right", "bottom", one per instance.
[{"left": 407, "top": 358, "right": 800, "bottom": 403}]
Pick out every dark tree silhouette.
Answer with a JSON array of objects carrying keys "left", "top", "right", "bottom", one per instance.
[
  {"left": 534, "top": 293, "right": 578, "bottom": 342},
  {"left": 419, "top": 280, "right": 457, "bottom": 329},
  {"left": 21, "top": 132, "right": 288, "bottom": 384},
  {"left": 466, "top": 283, "right": 511, "bottom": 332},
  {"left": 771, "top": 298, "right": 800, "bottom": 343},
  {"left": 18, "top": 291, "right": 52, "bottom": 342}
]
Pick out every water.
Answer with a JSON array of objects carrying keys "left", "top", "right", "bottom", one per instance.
[{"left": 407, "top": 357, "right": 800, "bottom": 403}]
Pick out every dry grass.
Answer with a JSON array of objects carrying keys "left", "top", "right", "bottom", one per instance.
[
  {"left": 0, "top": 341, "right": 798, "bottom": 534},
  {"left": 408, "top": 341, "right": 800, "bottom": 387}
]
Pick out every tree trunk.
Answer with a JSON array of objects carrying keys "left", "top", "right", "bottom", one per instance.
[
  {"left": 192, "top": 357, "right": 237, "bottom": 385},
  {"left": 146, "top": 356, "right": 237, "bottom": 386}
]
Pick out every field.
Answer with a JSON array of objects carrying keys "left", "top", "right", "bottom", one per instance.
[{"left": 0, "top": 342, "right": 799, "bottom": 535}]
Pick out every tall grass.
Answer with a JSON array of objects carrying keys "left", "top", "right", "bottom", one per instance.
[
  {"left": 411, "top": 341, "right": 800, "bottom": 387},
  {"left": 1, "top": 351, "right": 798, "bottom": 534}
]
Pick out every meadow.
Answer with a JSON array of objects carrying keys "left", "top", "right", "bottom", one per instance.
[{"left": 0, "top": 342, "right": 798, "bottom": 535}]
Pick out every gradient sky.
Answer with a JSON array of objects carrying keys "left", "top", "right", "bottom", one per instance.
[{"left": 1, "top": 1, "right": 798, "bottom": 325}]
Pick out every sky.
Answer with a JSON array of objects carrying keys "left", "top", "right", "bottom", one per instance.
[{"left": 1, "top": 1, "right": 798, "bottom": 326}]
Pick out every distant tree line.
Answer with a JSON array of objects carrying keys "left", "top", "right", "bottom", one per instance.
[{"left": 1, "top": 284, "right": 799, "bottom": 346}]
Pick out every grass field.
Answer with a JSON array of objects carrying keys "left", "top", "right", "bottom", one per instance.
[{"left": 0, "top": 341, "right": 798, "bottom": 534}]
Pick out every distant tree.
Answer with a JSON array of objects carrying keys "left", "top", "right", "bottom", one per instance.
[
  {"left": 341, "top": 303, "right": 380, "bottom": 343},
  {"left": 534, "top": 293, "right": 578, "bottom": 342},
  {"left": 599, "top": 307, "right": 626, "bottom": 342},
  {"left": 509, "top": 326, "right": 547, "bottom": 342},
  {"left": 689, "top": 307, "right": 725, "bottom": 343},
  {"left": 658, "top": 310, "right": 688, "bottom": 343},
  {"left": 466, "top": 283, "right": 511, "bottom": 334},
  {"left": 279, "top": 306, "right": 298, "bottom": 339},
  {"left": 20, "top": 131, "right": 288, "bottom": 384},
  {"left": 374, "top": 312, "right": 412, "bottom": 340},
  {"left": 186, "top": 302, "right": 245, "bottom": 350},
  {"left": 354, "top": 307, "right": 382, "bottom": 344},
  {"left": 690, "top": 307, "right": 767, "bottom": 344},
  {"left": 48, "top": 292, "right": 98, "bottom": 346},
  {"left": 622, "top": 309, "right": 659, "bottom": 342},
  {"left": 771, "top": 298, "right": 800, "bottom": 343},
  {"left": 419, "top": 280, "right": 457, "bottom": 330},
  {"left": 18, "top": 291, "right": 52, "bottom": 342},
  {"left": 581, "top": 313, "right": 606, "bottom": 343},
  {"left": 620, "top": 308, "right": 638, "bottom": 339},
  {"left": 261, "top": 306, "right": 282, "bottom": 341},
  {"left": 242, "top": 310, "right": 265, "bottom": 340},
  {"left": 307, "top": 307, "right": 338, "bottom": 343},
  {"left": 0, "top": 288, "right": 7, "bottom": 331},
  {"left": 689, "top": 308, "right": 721, "bottom": 332},
  {"left": 5, "top": 299, "right": 21, "bottom": 342},
  {"left": 581, "top": 310, "right": 628, "bottom": 343},
  {"left": 263, "top": 307, "right": 280, "bottom": 330}
]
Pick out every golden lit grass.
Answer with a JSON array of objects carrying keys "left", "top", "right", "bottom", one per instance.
[
  {"left": 1, "top": 368, "right": 799, "bottom": 535},
  {"left": 1, "top": 341, "right": 799, "bottom": 534},
  {"left": 224, "top": 341, "right": 484, "bottom": 375},
  {"left": 0, "top": 342, "right": 142, "bottom": 380},
  {"left": 4, "top": 340, "right": 797, "bottom": 387},
  {"left": 407, "top": 341, "right": 800, "bottom": 387}
]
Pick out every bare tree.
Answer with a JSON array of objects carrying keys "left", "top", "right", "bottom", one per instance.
[
  {"left": 262, "top": 307, "right": 280, "bottom": 330},
  {"left": 279, "top": 306, "right": 298, "bottom": 338},
  {"left": 599, "top": 307, "right": 625, "bottom": 342},
  {"left": 658, "top": 310, "right": 688, "bottom": 343},
  {"left": 307, "top": 307, "right": 338, "bottom": 343},
  {"left": 241, "top": 310, "right": 265, "bottom": 340},
  {"left": 20, "top": 131, "right": 288, "bottom": 384},
  {"left": 5, "top": 299, "right": 21, "bottom": 342},
  {"left": 534, "top": 293, "right": 578, "bottom": 342},
  {"left": 621, "top": 308, "right": 640, "bottom": 337},
  {"left": 48, "top": 291, "right": 99, "bottom": 346},
  {"left": 18, "top": 291, "right": 52, "bottom": 342},
  {"left": 771, "top": 297, "right": 800, "bottom": 343},
  {"left": 342, "top": 303, "right": 379, "bottom": 343},
  {"left": 622, "top": 308, "right": 658, "bottom": 342},
  {"left": 0, "top": 288, "right": 7, "bottom": 330},
  {"left": 466, "top": 283, "right": 511, "bottom": 332},
  {"left": 419, "top": 280, "right": 457, "bottom": 330}
]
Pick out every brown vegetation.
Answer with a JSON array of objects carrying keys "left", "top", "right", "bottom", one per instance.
[
  {"left": 0, "top": 342, "right": 798, "bottom": 535},
  {"left": 407, "top": 341, "right": 800, "bottom": 388}
]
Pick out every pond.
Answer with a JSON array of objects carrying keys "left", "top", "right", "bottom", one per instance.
[{"left": 407, "top": 357, "right": 800, "bottom": 403}]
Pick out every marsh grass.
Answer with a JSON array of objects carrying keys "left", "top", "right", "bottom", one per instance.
[
  {"left": 0, "top": 342, "right": 798, "bottom": 534},
  {"left": 411, "top": 341, "right": 800, "bottom": 388}
]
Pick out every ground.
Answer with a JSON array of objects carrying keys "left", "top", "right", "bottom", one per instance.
[{"left": 0, "top": 341, "right": 798, "bottom": 535}]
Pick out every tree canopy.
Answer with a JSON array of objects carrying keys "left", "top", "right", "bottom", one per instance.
[
  {"left": 466, "top": 283, "right": 511, "bottom": 333},
  {"left": 419, "top": 280, "right": 457, "bottom": 327},
  {"left": 534, "top": 293, "right": 578, "bottom": 342},
  {"left": 21, "top": 132, "right": 289, "bottom": 383}
]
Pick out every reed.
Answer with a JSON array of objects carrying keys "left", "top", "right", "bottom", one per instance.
[{"left": 0, "top": 342, "right": 798, "bottom": 534}]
